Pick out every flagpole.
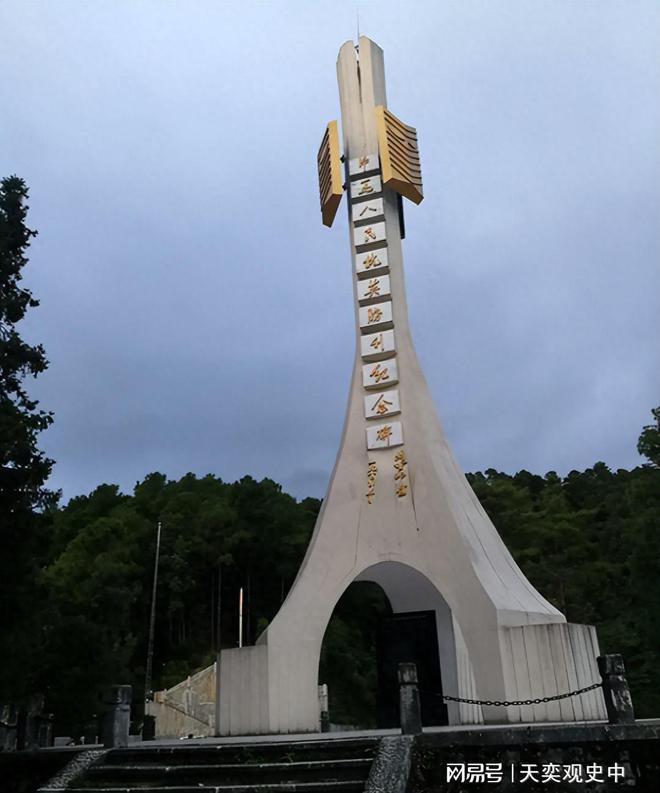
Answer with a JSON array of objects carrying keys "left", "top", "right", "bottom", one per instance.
[
  {"left": 214, "top": 561, "right": 222, "bottom": 736},
  {"left": 238, "top": 587, "right": 244, "bottom": 648},
  {"left": 144, "top": 521, "right": 162, "bottom": 704}
]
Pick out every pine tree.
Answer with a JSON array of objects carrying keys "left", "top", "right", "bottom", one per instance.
[
  {"left": 0, "top": 175, "right": 57, "bottom": 700},
  {"left": 637, "top": 406, "right": 660, "bottom": 467}
]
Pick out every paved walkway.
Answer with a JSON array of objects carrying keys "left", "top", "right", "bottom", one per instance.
[{"left": 141, "top": 717, "right": 659, "bottom": 747}]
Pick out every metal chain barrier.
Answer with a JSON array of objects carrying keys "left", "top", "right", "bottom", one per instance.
[{"left": 422, "top": 681, "right": 602, "bottom": 708}]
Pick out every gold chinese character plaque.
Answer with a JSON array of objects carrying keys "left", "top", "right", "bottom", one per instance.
[{"left": 366, "top": 461, "right": 377, "bottom": 504}]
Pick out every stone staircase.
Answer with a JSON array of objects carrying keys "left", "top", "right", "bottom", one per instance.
[{"left": 40, "top": 737, "right": 379, "bottom": 793}]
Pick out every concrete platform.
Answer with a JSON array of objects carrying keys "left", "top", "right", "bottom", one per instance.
[{"left": 136, "top": 717, "right": 660, "bottom": 748}]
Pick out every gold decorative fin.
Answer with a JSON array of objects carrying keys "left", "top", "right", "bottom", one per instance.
[
  {"left": 375, "top": 106, "right": 423, "bottom": 204},
  {"left": 317, "top": 121, "right": 343, "bottom": 226}
]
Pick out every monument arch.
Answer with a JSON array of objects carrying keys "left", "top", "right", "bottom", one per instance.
[{"left": 193, "top": 36, "right": 608, "bottom": 737}]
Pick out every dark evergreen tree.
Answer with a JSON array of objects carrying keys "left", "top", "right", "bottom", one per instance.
[
  {"left": 0, "top": 176, "right": 56, "bottom": 701},
  {"left": 637, "top": 406, "right": 660, "bottom": 467}
]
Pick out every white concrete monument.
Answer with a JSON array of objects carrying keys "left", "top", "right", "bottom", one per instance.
[{"left": 216, "top": 37, "right": 606, "bottom": 735}]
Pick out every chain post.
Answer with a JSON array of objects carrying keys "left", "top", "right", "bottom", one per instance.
[
  {"left": 597, "top": 654, "right": 635, "bottom": 724},
  {"left": 398, "top": 662, "right": 423, "bottom": 735}
]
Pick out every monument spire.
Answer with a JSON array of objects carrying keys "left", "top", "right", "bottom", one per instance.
[{"left": 215, "top": 37, "right": 606, "bottom": 735}]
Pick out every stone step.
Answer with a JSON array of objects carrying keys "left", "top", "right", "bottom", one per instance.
[
  {"left": 38, "top": 739, "right": 379, "bottom": 792},
  {"left": 100, "top": 739, "right": 377, "bottom": 767},
  {"left": 57, "top": 782, "right": 366, "bottom": 793},
  {"left": 85, "top": 757, "right": 372, "bottom": 785}
]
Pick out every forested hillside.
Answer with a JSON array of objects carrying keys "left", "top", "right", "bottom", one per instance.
[{"left": 8, "top": 408, "right": 660, "bottom": 733}]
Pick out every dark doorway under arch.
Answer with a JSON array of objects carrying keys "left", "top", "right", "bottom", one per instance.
[
  {"left": 376, "top": 609, "right": 448, "bottom": 727},
  {"left": 318, "top": 580, "right": 391, "bottom": 728},
  {"left": 318, "top": 576, "right": 449, "bottom": 729}
]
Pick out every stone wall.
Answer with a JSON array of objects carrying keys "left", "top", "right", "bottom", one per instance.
[
  {"left": 148, "top": 663, "right": 216, "bottom": 738},
  {"left": 412, "top": 721, "right": 660, "bottom": 791}
]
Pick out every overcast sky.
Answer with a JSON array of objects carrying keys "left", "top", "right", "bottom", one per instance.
[{"left": 2, "top": 1, "right": 658, "bottom": 503}]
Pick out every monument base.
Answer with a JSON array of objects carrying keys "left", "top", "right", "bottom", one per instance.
[{"left": 214, "top": 622, "right": 605, "bottom": 737}]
